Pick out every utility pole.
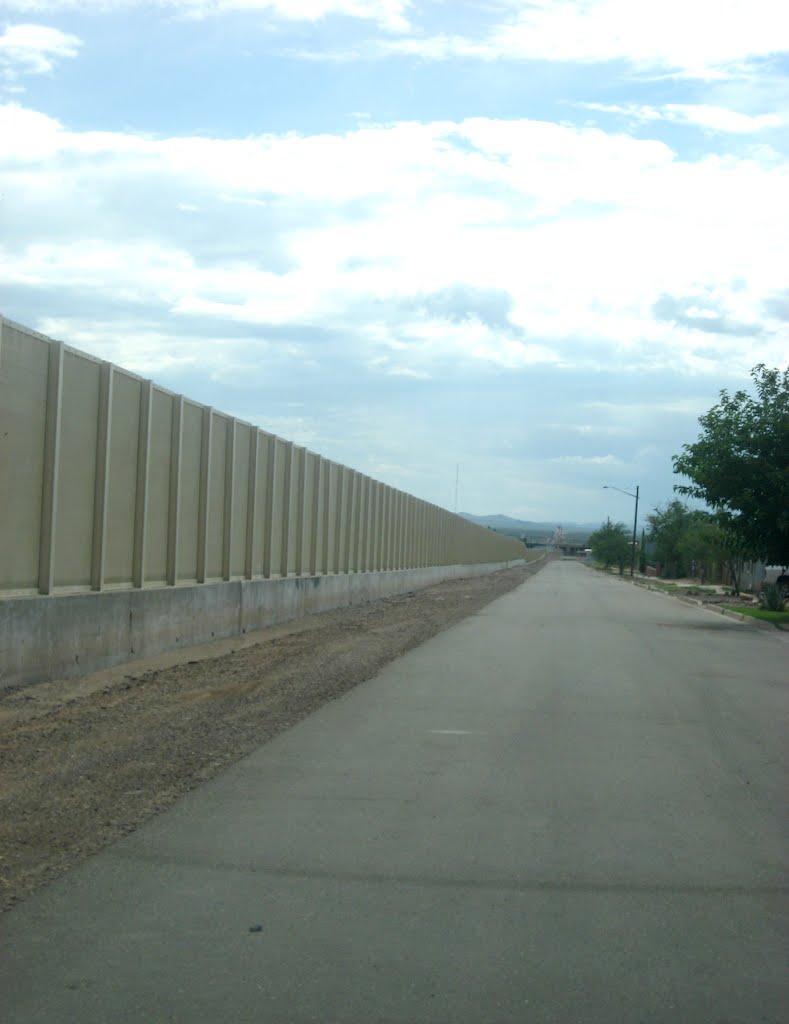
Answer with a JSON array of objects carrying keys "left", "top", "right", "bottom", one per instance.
[
  {"left": 631, "top": 485, "right": 640, "bottom": 578},
  {"left": 603, "top": 484, "right": 640, "bottom": 578}
]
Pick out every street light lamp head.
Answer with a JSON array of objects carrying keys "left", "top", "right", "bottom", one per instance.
[{"left": 603, "top": 483, "right": 637, "bottom": 499}]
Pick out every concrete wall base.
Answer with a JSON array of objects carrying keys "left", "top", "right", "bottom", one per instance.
[{"left": 0, "top": 561, "right": 525, "bottom": 690}]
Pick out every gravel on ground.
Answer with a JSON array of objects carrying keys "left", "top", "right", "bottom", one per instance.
[{"left": 0, "top": 557, "right": 549, "bottom": 913}]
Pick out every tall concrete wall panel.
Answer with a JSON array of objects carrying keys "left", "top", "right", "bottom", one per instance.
[
  {"left": 0, "top": 324, "right": 48, "bottom": 590},
  {"left": 178, "top": 400, "right": 202, "bottom": 583},
  {"left": 106, "top": 371, "right": 140, "bottom": 585}
]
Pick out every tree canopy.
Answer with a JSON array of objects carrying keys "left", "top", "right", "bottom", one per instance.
[
  {"left": 647, "top": 500, "right": 732, "bottom": 582},
  {"left": 647, "top": 500, "right": 692, "bottom": 575},
  {"left": 589, "top": 519, "right": 631, "bottom": 572},
  {"left": 672, "top": 365, "right": 789, "bottom": 567}
]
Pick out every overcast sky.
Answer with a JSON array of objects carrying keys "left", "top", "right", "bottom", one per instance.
[{"left": 1, "top": 1, "right": 787, "bottom": 527}]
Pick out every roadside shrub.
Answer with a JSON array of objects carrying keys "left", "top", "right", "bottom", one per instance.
[{"left": 759, "top": 583, "right": 786, "bottom": 612}]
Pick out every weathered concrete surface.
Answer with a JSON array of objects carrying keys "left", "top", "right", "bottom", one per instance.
[
  {"left": 1, "top": 560, "right": 787, "bottom": 1023},
  {"left": 0, "top": 560, "right": 525, "bottom": 689}
]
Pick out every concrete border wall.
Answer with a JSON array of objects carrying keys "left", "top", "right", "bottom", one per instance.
[
  {"left": 0, "top": 559, "right": 528, "bottom": 690},
  {"left": 1, "top": 316, "right": 528, "bottom": 687}
]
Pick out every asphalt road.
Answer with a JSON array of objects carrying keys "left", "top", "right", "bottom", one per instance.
[{"left": 2, "top": 560, "right": 787, "bottom": 1023}]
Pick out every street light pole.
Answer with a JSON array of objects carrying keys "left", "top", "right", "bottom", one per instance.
[{"left": 603, "top": 484, "right": 640, "bottom": 578}]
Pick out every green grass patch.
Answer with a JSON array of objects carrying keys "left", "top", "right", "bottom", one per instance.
[{"left": 723, "top": 606, "right": 789, "bottom": 627}]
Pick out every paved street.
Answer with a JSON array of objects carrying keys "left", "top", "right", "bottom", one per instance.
[{"left": 2, "top": 559, "right": 787, "bottom": 1023}]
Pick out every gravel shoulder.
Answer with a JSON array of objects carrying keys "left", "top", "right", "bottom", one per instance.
[{"left": 0, "top": 558, "right": 549, "bottom": 913}]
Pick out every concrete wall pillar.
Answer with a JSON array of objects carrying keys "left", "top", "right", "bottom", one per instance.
[
  {"left": 37, "top": 340, "right": 64, "bottom": 595},
  {"left": 90, "top": 361, "right": 114, "bottom": 591}
]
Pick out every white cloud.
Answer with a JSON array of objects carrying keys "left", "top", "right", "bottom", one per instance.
[
  {"left": 6, "top": 1, "right": 785, "bottom": 78},
  {"left": 2, "top": 101, "right": 788, "bottom": 387},
  {"left": 386, "top": 0, "right": 789, "bottom": 79},
  {"left": 558, "top": 424, "right": 629, "bottom": 437},
  {"left": 34, "top": 317, "right": 239, "bottom": 374},
  {"left": 583, "top": 399, "right": 713, "bottom": 417},
  {"left": 549, "top": 454, "right": 622, "bottom": 465},
  {"left": 0, "top": 0, "right": 412, "bottom": 32},
  {"left": 0, "top": 23, "right": 80, "bottom": 89},
  {"left": 663, "top": 104, "right": 785, "bottom": 133},
  {"left": 580, "top": 101, "right": 786, "bottom": 133}
]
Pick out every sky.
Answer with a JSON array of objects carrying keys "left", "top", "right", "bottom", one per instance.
[{"left": 1, "top": 1, "right": 788, "bottom": 528}]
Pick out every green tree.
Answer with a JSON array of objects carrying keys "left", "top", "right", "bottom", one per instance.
[
  {"left": 648, "top": 501, "right": 750, "bottom": 589},
  {"left": 589, "top": 520, "right": 631, "bottom": 573},
  {"left": 672, "top": 365, "right": 789, "bottom": 567},
  {"left": 647, "top": 500, "right": 692, "bottom": 577},
  {"left": 678, "top": 512, "right": 733, "bottom": 584}
]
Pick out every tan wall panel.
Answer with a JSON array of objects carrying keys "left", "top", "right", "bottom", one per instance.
[
  {"left": 284, "top": 445, "right": 299, "bottom": 576},
  {"left": 205, "top": 414, "right": 227, "bottom": 580},
  {"left": 248, "top": 432, "right": 261, "bottom": 577},
  {"left": 315, "top": 457, "right": 328, "bottom": 574},
  {"left": 231, "top": 423, "right": 251, "bottom": 578},
  {"left": 349, "top": 470, "right": 362, "bottom": 573},
  {"left": 401, "top": 494, "right": 410, "bottom": 569},
  {"left": 54, "top": 351, "right": 100, "bottom": 589},
  {"left": 382, "top": 486, "right": 392, "bottom": 570},
  {"left": 337, "top": 467, "right": 350, "bottom": 574},
  {"left": 143, "top": 388, "right": 173, "bottom": 584},
  {"left": 398, "top": 492, "right": 406, "bottom": 568},
  {"left": 370, "top": 481, "right": 381, "bottom": 572},
  {"left": 302, "top": 451, "right": 317, "bottom": 574},
  {"left": 411, "top": 498, "right": 419, "bottom": 569},
  {"left": 177, "top": 400, "right": 202, "bottom": 582},
  {"left": 104, "top": 370, "right": 141, "bottom": 585},
  {"left": 378, "top": 484, "right": 388, "bottom": 572},
  {"left": 344, "top": 470, "right": 355, "bottom": 572},
  {"left": 384, "top": 486, "right": 394, "bottom": 571},
  {"left": 439, "top": 510, "right": 449, "bottom": 565},
  {"left": 416, "top": 499, "right": 423, "bottom": 567},
  {"left": 251, "top": 432, "right": 270, "bottom": 578},
  {"left": 278, "top": 439, "right": 294, "bottom": 577},
  {"left": 260, "top": 433, "right": 278, "bottom": 578},
  {"left": 413, "top": 500, "right": 422, "bottom": 568},
  {"left": 397, "top": 491, "right": 406, "bottom": 569},
  {"left": 396, "top": 491, "right": 406, "bottom": 570},
  {"left": 411, "top": 500, "right": 420, "bottom": 567},
  {"left": 377, "top": 485, "right": 386, "bottom": 571},
  {"left": 268, "top": 437, "right": 286, "bottom": 577},
  {"left": 325, "top": 462, "right": 338, "bottom": 573},
  {"left": 0, "top": 325, "right": 49, "bottom": 590},
  {"left": 355, "top": 475, "right": 368, "bottom": 572}
]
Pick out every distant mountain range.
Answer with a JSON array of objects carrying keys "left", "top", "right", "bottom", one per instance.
[{"left": 460, "top": 513, "right": 598, "bottom": 535}]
